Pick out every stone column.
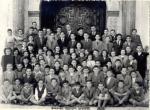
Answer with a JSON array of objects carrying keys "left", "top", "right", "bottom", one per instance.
[
  {"left": 13, "top": 0, "right": 25, "bottom": 34},
  {"left": 122, "top": 1, "right": 136, "bottom": 35}
]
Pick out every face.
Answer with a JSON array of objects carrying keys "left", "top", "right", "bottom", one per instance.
[
  {"left": 133, "top": 83, "right": 139, "bottom": 89},
  {"left": 6, "top": 64, "right": 13, "bottom": 70},
  {"left": 56, "top": 27, "right": 61, "bottom": 33},
  {"left": 71, "top": 53, "right": 76, "bottom": 59},
  {"left": 38, "top": 49, "right": 43, "bottom": 54},
  {"left": 60, "top": 32, "right": 65, "bottom": 39},
  {"left": 95, "top": 61, "right": 101, "bottom": 66},
  {"left": 47, "top": 29, "right": 51, "bottom": 34},
  {"left": 69, "top": 67, "right": 75, "bottom": 73},
  {"left": 104, "top": 30, "right": 108, "bottom": 34},
  {"left": 34, "top": 65, "right": 40, "bottom": 71},
  {"left": 131, "top": 72, "right": 137, "bottom": 78},
  {"left": 121, "top": 68, "right": 127, "bottom": 75},
  {"left": 111, "top": 51, "right": 116, "bottom": 57},
  {"left": 137, "top": 46, "right": 142, "bottom": 52},
  {"left": 15, "top": 79, "right": 20, "bottom": 85},
  {"left": 118, "top": 82, "right": 124, "bottom": 88},
  {"left": 70, "top": 48, "right": 74, "bottom": 53},
  {"left": 76, "top": 43, "right": 81, "bottom": 49},
  {"left": 126, "top": 47, "right": 131, "bottom": 52},
  {"left": 93, "top": 67, "right": 99, "bottom": 73},
  {"left": 38, "top": 31, "right": 43, "bottom": 37},
  {"left": 45, "top": 68, "right": 50, "bottom": 73},
  {"left": 32, "top": 22, "right": 37, "bottom": 28},
  {"left": 26, "top": 69, "right": 32, "bottom": 76},
  {"left": 117, "top": 35, "right": 121, "bottom": 40},
  {"left": 77, "top": 66, "right": 82, "bottom": 72},
  {"left": 51, "top": 79, "right": 57, "bottom": 86},
  {"left": 18, "top": 30, "right": 23, "bottom": 35},
  {"left": 38, "top": 80, "right": 44, "bottom": 87},
  {"left": 132, "top": 30, "right": 137, "bottom": 35},
  {"left": 86, "top": 82, "right": 92, "bottom": 88},
  {"left": 98, "top": 84, "right": 104, "bottom": 90},
  {"left": 91, "top": 26, "right": 96, "bottom": 32},
  {"left": 105, "top": 37, "right": 110, "bottom": 42},
  {"left": 63, "top": 48, "right": 68, "bottom": 54},
  {"left": 110, "top": 30, "right": 115, "bottom": 36},
  {"left": 55, "top": 46, "right": 60, "bottom": 52},
  {"left": 121, "top": 50, "right": 126, "bottom": 55},
  {"left": 83, "top": 33, "right": 89, "bottom": 39},
  {"left": 78, "top": 29, "right": 83, "bottom": 35},
  {"left": 129, "top": 55, "right": 134, "bottom": 60},
  {"left": 63, "top": 65, "right": 68, "bottom": 71},
  {"left": 82, "top": 61, "right": 87, "bottom": 67},
  {"left": 31, "top": 57, "right": 37, "bottom": 63},
  {"left": 75, "top": 85, "right": 80, "bottom": 90},
  {"left": 70, "top": 34, "right": 75, "bottom": 40},
  {"left": 17, "top": 64, "right": 22, "bottom": 70},
  {"left": 63, "top": 83, "right": 68, "bottom": 88},
  {"left": 102, "top": 51, "right": 107, "bottom": 57},
  {"left": 5, "top": 49, "right": 11, "bottom": 55},
  {"left": 66, "top": 24, "right": 71, "bottom": 31},
  {"left": 54, "top": 62, "right": 60, "bottom": 67},
  {"left": 93, "top": 50, "right": 99, "bottom": 56},
  {"left": 103, "top": 66, "right": 108, "bottom": 72},
  {"left": 79, "top": 53, "right": 84, "bottom": 57},
  {"left": 49, "top": 69, "right": 55, "bottom": 74},
  {"left": 71, "top": 60, "right": 77, "bottom": 66},
  {"left": 107, "top": 62, "right": 112, "bottom": 67},
  {"left": 126, "top": 37, "right": 131, "bottom": 42},
  {"left": 107, "top": 71, "right": 112, "bottom": 77}
]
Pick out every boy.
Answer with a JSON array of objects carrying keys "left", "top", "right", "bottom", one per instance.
[
  {"left": 117, "top": 67, "right": 132, "bottom": 89},
  {"left": 94, "top": 83, "right": 110, "bottom": 109},
  {"left": 45, "top": 78, "right": 61, "bottom": 105},
  {"left": 81, "top": 33, "right": 92, "bottom": 51},
  {"left": 129, "top": 82, "right": 148, "bottom": 106},
  {"left": 82, "top": 80, "right": 96, "bottom": 106},
  {"left": 91, "top": 66, "right": 105, "bottom": 87},
  {"left": 111, "top": 81, "right": 130, "bottom": 106},
  {"left": 0, "top": 79, "right": 13, "bottom": 103},
  {"left": 105, "top": 71, "right": 117, "bottom": 91},
  {"left": 70, "top": 82, "right": 84, "bottom": 105},
  {"left": 11, "top": 78, "right": 23, "bottom": 104},
  {"left": 30, "top": 80, "right": 47, "bottom": 105},
  {"left": 79, "top": 67, "right": 92, "bottom": 87},
  {"left": 56, "top": 81, "right": 72, "bottom": 106},
  {"left": 3, "top": 63, "right": 15, "bottom": 84},
  {"left": 20, "top": 82, "right": 33, "bottom": 104}
]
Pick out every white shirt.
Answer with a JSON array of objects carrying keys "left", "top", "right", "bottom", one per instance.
[
  {"left": 107, "top": 77, "right": 111, "bottom": 85},
  {"left": 35, "top": 87, "right": 47, "bottom": 101}
]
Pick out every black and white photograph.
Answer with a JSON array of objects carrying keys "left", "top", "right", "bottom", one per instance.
[{"left": 0, "top": 0, "right": 149, "bottom": 110}]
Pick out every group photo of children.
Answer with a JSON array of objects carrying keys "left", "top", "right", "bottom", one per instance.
[{"left": 0, "top": 21, "right": 149, "bottom": 109}]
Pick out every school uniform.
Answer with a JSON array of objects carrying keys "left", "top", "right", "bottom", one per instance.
[
  {"left": 68, "top": 40, "right": 77, "bottom": 48},
  {"left": 79, "top": 73, "right": 92, "bottom": 87},
  {"left": 57, "top": 38, "right": 69, "bottom": 50}
]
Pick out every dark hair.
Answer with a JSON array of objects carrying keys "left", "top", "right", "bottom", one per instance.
[
  {"left": 7, "top": 29, "right": 12, "bottom": 32},
  {"left": 4, "top": 48, "right": 12, "bottom": 54}
]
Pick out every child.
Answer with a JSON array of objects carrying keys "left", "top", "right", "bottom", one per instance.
[
  {"left": 94, "top": 83, "right": 110, "bottom": 109},
  {"left": 117, "top": 67, "right": 132, "bottom": 89},
  {"left": 79, "top": 67, "right": 92, "bottom": 87},
  {"left": 61, "top": 47, "right": 70, "bottom": 65},
  {"left": 20, "top": 82, "right": 33, "bottom": 104},
  {"left": 45, "top": 67, "right": 59, "bottom": 85},
  {"left": 82, "top": 80, "right": 96, "bottom": 105},
  {"left": 86, "top": 54, "right": 95, "bottom": 69},
  {"left": 45, "top": 78, "right": 61, "bottom": 105},
  {"left": 1, "top": 48, "right": 15, "bottom": 71},
  {"left": 30, "top": 80, "right": 47, "bottom": 105},
  {"left": 56, "top": 81, "right": 72, "bottom": 106},
  {"left": 11, "top": 78, "right": 23, "bottom": 104},
  {"left": 67, "top": 66, "right": 79, "bottom": 86},
  {"left": 45, "top": 49, "right": 54, "bottom": 67},
  {"left": 81, "top": 33, "right": 92, "bottom": 51},
  {"left": 14, "top": 63, "right": 25, "bottom": 82},
  {"left": 0, "top": 79, "right": 13, "bottom": 103},
  {"left": 70, "top": 82, "right": 84, "bottom": 105},
  {"left": 111, "top": 81, "right": 130, "bottom": 106},
  {"left": 33, "top": 63, "right": 45, "bottom": 83},
  {"left": 129, "top": 82, "right": 148, "bottom": 106},
  {"left": 105, "top": 70, "right": 117, "bottom": 91},
  {"left": 3, "top": 63, "right": 15, "bottom": 84},
  {"left": 91, "top": 66, "right": 105, "bottom": 87},
  {"left": 23, "top": 67, "right": 36, "bottom": 87}
]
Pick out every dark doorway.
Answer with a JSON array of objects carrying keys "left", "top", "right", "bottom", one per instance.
[{"left": 40, "top": 1, "right": 106, "bottom": 35}]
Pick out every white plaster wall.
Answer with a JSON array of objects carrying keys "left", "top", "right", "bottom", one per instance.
[{"left": 135, "top": 1, "right": 149, "bottom": 47}]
